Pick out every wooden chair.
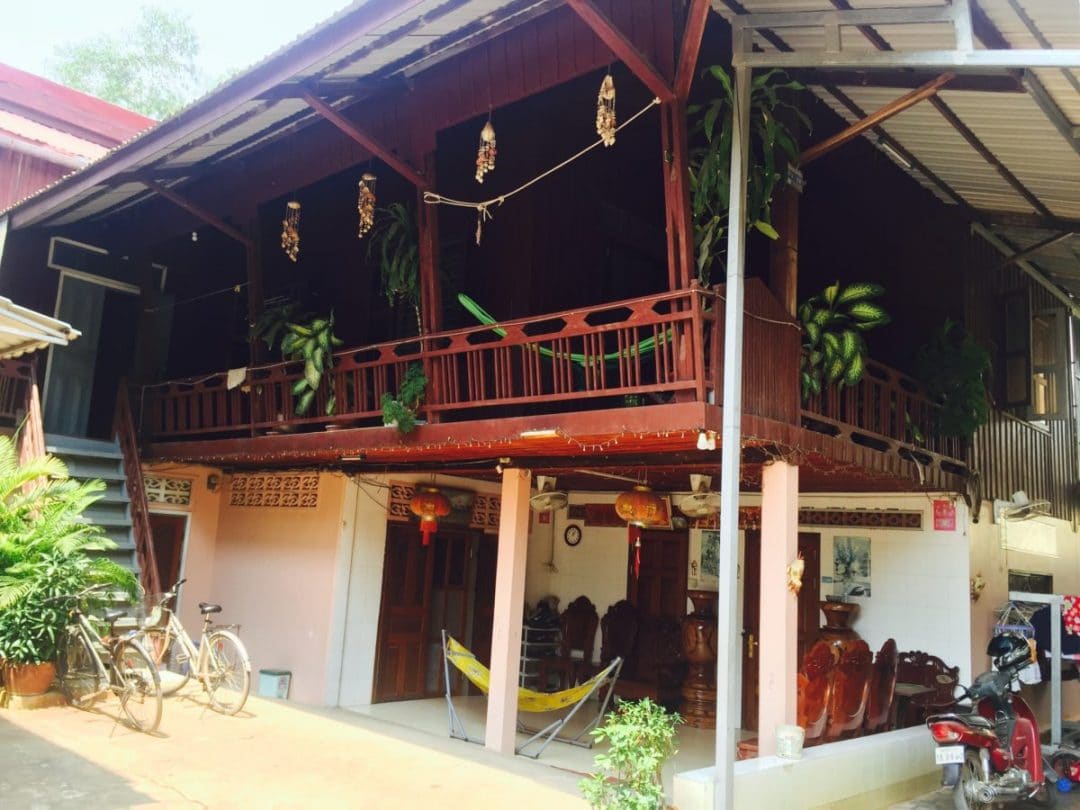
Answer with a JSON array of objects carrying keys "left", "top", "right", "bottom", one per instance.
[
  {"left": 896, "top": 650, "right": 959, "bottom": 727},
  {"left": 862, "top": 638, "right": 898, "bottom": 734},
  {"left": 799, "top": 640, "right": 837, "bottom": 741},
  {"left": 736, "top": 639, "right": 836, "bottom": 760},
  {"left": 823, "top": 640, "right": 873, "bottom": 740},
  {"left": 598, "top": 600, "right": 684, "bottom": 710},
  {"left": 536, "top": 596, "right": 599, "bottom": 690}
]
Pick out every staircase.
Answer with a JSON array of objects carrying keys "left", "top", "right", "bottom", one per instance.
[{"left": 45, "top": 434, "right": 142, "bottom": 579}]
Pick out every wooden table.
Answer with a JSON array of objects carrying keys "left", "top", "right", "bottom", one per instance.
[{"left": 891, "top": 681, "right": 935, "bottom": 729}]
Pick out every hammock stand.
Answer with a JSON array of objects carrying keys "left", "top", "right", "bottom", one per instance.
[{"left": 441, "top": 630, "right": 623, "bottom": 759}]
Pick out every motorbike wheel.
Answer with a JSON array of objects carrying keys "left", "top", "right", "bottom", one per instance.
[{"left": 953, "top": 750, "right": 991, "bottom": 810}]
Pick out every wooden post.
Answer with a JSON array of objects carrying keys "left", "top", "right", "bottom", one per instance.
[
  {"left": 661, "top": 101, "right": 694, "bottom": 292},
  {"left": 417, "top": 152, "right": 442, "bottom": 423},
  {"left": 768, "top": 186, "right": 799, "bottom": 317},
  {"left": 756, "top": 460, "right": 799, "bottom": 756},
  {"left": 485, "top": 467, "right": 531, "bottom": 754},
  {"left": 245, "top": 217, "right": 265, "bottom": 366}
]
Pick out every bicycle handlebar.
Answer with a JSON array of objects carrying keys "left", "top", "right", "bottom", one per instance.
[{"left": 156, "top": 577, "right": 188, "bottom": 607}]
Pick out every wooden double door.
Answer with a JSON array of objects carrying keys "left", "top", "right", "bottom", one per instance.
[
  {"left": 373, "top": 524, "right": 496, "bottom": 702},
  {"left": 740, "top": 531, "right": 821, "bottom": 732}
]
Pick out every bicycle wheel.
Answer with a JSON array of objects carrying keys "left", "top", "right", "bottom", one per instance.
[
  {"left": 204, "top": 629, "right": 251, "bottom": 715},
  {"left": 58, "top": 632, "right": 99, "bottom": 708},
  {"left": 142, "top": 627, "right": 192, "bottom": 695},
  {"left": 115, "top": 640, "right": 162, "bottom": 733}
]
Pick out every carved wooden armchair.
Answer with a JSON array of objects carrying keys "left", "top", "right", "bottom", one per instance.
[
  {"left": 896, "top": 650, "right": 959, "bottom": 727},
  {"left": 536, "top": 595, "right": 599, "bottom": 690},
  {"left": 823, "top": 640, "right": 873, "bottom": 740},
  {"left": 863, "top": 638, "right": 898, "bottom": 734}
]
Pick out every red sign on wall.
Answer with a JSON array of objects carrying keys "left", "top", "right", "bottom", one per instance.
[{"left": 933, "top": 500, "right": 956, "bottom": 531}]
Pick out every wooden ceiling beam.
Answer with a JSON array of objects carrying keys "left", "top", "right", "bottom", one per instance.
[
  {"left": 984, "top": 209, "right": 1080, "bottom": 233},
  {"left": 995, "top": 231, "right": 1076, "bottom": 270},
  {"left": 797, "top": 69, "right": 1022, "bottom": 94},
  {"left": 300, "top": 91, "right": 427, "bottom": 189},
  {"left": 137, "top": 178, "right": 253, "bottom": 248},
  {"left": 564, "top": 0, "right": 674, "bottom": 102},
  {"left": 675, "top": 0, "right": 711, "bottom": 100},
  {"left": 800, "top": 73, "right": 954, "bottom": 166}
]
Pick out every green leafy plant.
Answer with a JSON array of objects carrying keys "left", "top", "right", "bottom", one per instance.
[
  {"left": 369, "top": 202, "right": 422, "bottom": 336},
  {"left": 251, "top": 300, "right": 308, "bottom": 352},
  {"left": 689, "top": 67, "right": 808, "bottom": 285},
  {"left": 914, "top": 320, "right": 991, "bottom": 439},
  {"left": 799, "top": 281, "right": 890, "bottom": 401},
  {"left": 381, "top": 363, "right": 428, "bottom": 434},
  {"left": 0, "top": 437, "right": 138, "bottom": 665},
  {"left": 280, "top": 312, "right": 345, "bottom": 416},
  {"left": 579, "top": 698, "right": 681, "bottom": 810}
]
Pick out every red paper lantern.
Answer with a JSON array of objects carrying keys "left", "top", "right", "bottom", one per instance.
[
  {"left": 614, "top": 485, "right": 665, "bottom": 528},
  {"left": 410, "top": 486, "right": 450, "bottom": 546}
]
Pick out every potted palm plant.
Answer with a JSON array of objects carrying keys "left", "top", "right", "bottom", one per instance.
[{"left": 0, "top": 437, "right": 138, "bottom": 695}]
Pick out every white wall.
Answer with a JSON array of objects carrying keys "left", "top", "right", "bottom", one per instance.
[
  {"left": 800, "top": 493, "right": 972, "bottom": 685},
  {"left": 524, "top": 491, "right": 630, "bottom": 665}
]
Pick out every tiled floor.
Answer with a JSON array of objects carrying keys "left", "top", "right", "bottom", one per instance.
[{"left": 890, "top": 784, "right": 1080, "bottom": 809}]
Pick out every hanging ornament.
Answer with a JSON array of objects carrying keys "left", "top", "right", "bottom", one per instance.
[
  {"left": 280, "top": 200, "right": 301, "bottom": 262},
  {"left": 357, "top": 173, "right": 377, "bottom": 238},
  {"left": 409, "top": 486, "right": 450, "bottom": 546},
  {"left": 615, "top": 484, "right": 666, "bottom": 527},
  {"left": 629, "top": 525, "right": 642, "bottom": 578},
  {"left": 596, "top": 73, "right": 616, "bottom": 147},
  {"left": 475, "top": 119, "right": 496, "bottom": 184}
]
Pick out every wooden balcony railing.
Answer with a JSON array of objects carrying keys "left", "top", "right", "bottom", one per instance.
[
  {"left": 141, "top": 284, "right": 741, "bottom": 439},
  {"left": 801, "top": 359, "right": 967, "bottom": 472}
]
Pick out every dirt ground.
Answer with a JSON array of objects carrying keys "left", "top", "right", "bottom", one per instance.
[{"left": 0, "top": 686, "right": 587, "bottom": 809}]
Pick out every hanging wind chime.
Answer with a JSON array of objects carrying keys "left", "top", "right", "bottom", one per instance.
[
  {"left": 596, "top": 73, "right": 616, "bottom": 147},
  {"left": 475, "top": 118, "right": 496, "bottom": 184},
  {"left": 357, "top": 172, "right": 377, "bottom": 238},
  {"left": 280, "top": 200, "right": 301, "bottom": 262}
]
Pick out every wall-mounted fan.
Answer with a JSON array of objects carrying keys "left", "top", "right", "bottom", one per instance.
[
  {"left": 677, "top": 474, "right": 720, "bottom": 518},
  {"left": 530, "top": 475, "right": 568, "bottom": 512},
  {"left": 994, "top": 490, "right": 1051, "bottom": 522}
]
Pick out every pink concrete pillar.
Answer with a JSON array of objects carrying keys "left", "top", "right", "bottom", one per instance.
[
  {"left": 756, "top": 460, "right": 799, "bottom": 755},
  {"left": 485, "top": 467, "right": 531, "bottom": 753}
]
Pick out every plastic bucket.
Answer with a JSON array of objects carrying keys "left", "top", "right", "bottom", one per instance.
[
  {"left": 258, "top": 669, "right": 291, "bottom": 699},
  {"left": 776, "top": 724, "right": 805, "bottom": 760}
]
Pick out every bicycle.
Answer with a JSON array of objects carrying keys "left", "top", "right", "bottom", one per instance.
[
  {"left": 55, "top": 586, "right": 163, "bottom": 733},
  {"left": 141, "top": 577, "right": 251, "bottom": 715}
]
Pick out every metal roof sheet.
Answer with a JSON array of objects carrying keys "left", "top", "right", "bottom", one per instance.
[{"left": 0, "top": 297, "right": 79, "bottom": 358}]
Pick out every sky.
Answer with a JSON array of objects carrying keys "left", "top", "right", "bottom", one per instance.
[{"left": 1, "top": 0, "right": 354, "bottom": 83}]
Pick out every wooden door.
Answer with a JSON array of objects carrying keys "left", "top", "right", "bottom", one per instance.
[
  {"left": 741, "top": 531, "right": 822, "bottom": 731},
  {"left": 373, "top": 524, "right": 433, "bottom": 702},
  {"left": 425, "top": 530, "right": 473, "bottom": 696},
  {"left": 148, "top": 512, "right": 186, "bottom": 594},
  {"left": 741, "top": 531, "right": 761, "bottom": 731},
  {"left": 44, "top": 275, "right": 106, "bottom": 436},
  {"left": 797, "top": 533, "right": 822, "bottom": 664},
  {"left": 628, "top": 529, "right": 688, "bottom": 620},
  {"left": 469, "top": 534, "right": 498, "bottom": 667}
]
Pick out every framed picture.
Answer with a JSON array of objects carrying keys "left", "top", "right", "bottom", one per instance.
[
  {"left": 832, "top": 535, "right": 871, "bottom": 598},
  {"left": 699, "top": 530, "right": 721, "bottom": 586}
]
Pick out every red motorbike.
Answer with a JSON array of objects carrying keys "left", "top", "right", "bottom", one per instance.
[{"left": 926, "top": 633, "right": 1055, "bottom": 809}]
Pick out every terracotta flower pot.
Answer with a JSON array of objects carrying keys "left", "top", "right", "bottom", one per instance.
[{"left": 4, "top": 661, "right": 57, "bottom": 696}]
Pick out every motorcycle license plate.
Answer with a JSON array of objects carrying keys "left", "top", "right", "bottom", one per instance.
[{"left": 935, "top": 746, "right": 965, "bottom": 765}]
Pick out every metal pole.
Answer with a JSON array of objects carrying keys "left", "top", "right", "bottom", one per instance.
[{"left": 714, "top": 63, "right": 752, "bottom": 810}]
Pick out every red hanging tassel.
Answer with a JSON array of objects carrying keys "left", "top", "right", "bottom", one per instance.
[{"left": 421, "top": 520, "right": 437, "bottom": 546}]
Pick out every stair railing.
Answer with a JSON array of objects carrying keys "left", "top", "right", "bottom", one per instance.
[{"left": 114, "top": 380, "right": 161, "bottom": 597}]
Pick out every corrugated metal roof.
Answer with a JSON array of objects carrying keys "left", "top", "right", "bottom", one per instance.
[
  {"left": 0, "top": 297, "right": 79, "bottom": 358},
  {"left": 0, "top": 0, "right": 546, "bottom": 225},
  {"left": 717, "top": 0, "right": 1080, "bottom": 296}
]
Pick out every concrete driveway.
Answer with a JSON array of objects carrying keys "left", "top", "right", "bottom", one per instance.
[{"left": 0, "top": 688, "right": 587, "bottom": 809}]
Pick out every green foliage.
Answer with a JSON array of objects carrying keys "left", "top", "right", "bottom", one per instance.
[
  {"left": 47, "top": 5, "right": 204, "bottom": 120},
  {"left": 381, "top": 363, "right": 428, "bottom": 435},
  {"left": 369, "top": 203, "right": 422, "bottom": 335},
  {"left": 254, "top": 304, "right": 345, "bottom": 417},
  {"left": 579, "top": 698, "right": 681, "bottom": 810},
  {"left": 914, "top": 320, "right": 991, "bottom": 439},
  {"left": 799, "top": 281, "right": 890, "bottom": 401},
  {"left": 688, "top": 67, "right": 808, "bottom": 285},
  {"left": 0, "top": 437, "right": 138, "bottom": 664},
  {"left": 251, "top": 301, "right": 308, "bottom": 352}
]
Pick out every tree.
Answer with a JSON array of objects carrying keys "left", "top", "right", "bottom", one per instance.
[{"left": 48, "top": 5, "right": 204, "bottom": 120}]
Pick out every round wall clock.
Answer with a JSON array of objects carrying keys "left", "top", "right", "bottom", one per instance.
[{"left": 563, "top": 524, "right": 583, "bottom": 547}]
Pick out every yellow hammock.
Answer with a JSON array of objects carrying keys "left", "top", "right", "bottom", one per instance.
[{"left": 442, "top": 631, "right": 623, "bottom": 758}]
